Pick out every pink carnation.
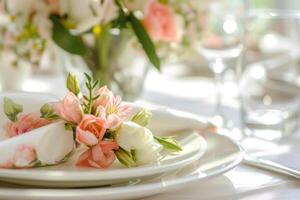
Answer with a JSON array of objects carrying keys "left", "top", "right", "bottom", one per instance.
[
  {"left": 76, "top": 115, "right": 107, "bottom": 146},
  {"left": 76, "top": 141, "right": 119, "bottom": 169}
]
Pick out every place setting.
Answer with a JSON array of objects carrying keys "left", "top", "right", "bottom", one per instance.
[
  {"left": 0, "top": 73, "right": 244, "bottom": 199},
  {"left": 0, "top": 0, "right": 300, "bottom": 200}
]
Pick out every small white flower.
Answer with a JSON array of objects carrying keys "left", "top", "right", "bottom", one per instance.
[
  {"left": 59, "top": 0, "right": 118, "bottom": 34},
  {"left": 116, "top": 121, "right": 163, "bottom": 165}
]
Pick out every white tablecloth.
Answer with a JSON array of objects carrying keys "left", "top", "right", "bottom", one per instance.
[{"left": 23, "top": 71, "right": 300, "bottom": 200}]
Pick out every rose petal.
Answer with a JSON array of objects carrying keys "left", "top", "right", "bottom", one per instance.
[
  {"left": 76, "top": 149, "right": 92, "bottom": 167},
  {"left": 76, "top": 129, "right": 98, "bottom": 146}
]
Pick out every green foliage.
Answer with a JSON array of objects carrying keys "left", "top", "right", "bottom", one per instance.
[
  {"left": 3, "top": 97, "right": 23, "bottom": 122},
  {"left": 66, "top": 73, "right": 80, "bottom": 95},
  {"left": 131, "top": 109, "right": 152, "bottom": 126},
  {"left": 154, "top": 136, "right": 182, "bottom": 152},
  {"left": 82, "top": 73, "right": 100, "bottom": 114},
  {"left": 114, "top": 147, "right": 137, "bottom": 167},
  {"left": 40, "top": 103, "right": 60, "bottom": 120},
  {"left": 50, "top": 15, "right": 88, "bottom": 55},
  {"left": 127, "top": 13, "right": 160, "bottom": 70}
]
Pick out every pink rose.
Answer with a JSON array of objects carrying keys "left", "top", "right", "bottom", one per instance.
[
  {"left": 93, "top": 86, "right": 132, "bottom": 129},
  {"left": 53, "top": 92, "right": 82, "bottom": 124},
  {"left": 4, "top": 113, "right": 51, "bottom": 138},
  {"left": 76, "top": 141, "right": 119, "bottom": 168},
  {"left": 76, "top": 115, "right": 107, "bottom": 146},
  {"left": 13, "top": 145, "right": 36, "bottom": 168},
  {"left": 142, "top": 0, "right": 179, "bottom": 42}
]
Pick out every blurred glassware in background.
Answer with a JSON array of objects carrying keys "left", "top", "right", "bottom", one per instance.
[
  {"left": 196, "top": 0, "right": 244, "bottom": 126},
  {"left": 240, "top": 9, "right": 300, "bottom": 141}
]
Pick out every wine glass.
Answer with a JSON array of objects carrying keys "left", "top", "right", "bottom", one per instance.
[{"left": 197, "top": 0, "right": 244, "bottom": 126}]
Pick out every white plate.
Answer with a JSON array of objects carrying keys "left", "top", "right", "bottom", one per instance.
[
  {"left": 0, "top": 130, "right": 207, "bottom": 187},
  {"left": 0, "top": 92, "right": 206, "bottom": 187},
  {"left": 0, "top": 132, "right": 243, "bottom": 200}
]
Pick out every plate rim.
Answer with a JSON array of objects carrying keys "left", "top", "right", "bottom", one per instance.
[
  {"left": 0, "top": 132, "right": 243, "bottom": 200},
  {"left": 0, "top": 131, "right": 207, "bottom": 182}
]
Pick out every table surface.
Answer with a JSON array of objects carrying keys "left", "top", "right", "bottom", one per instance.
[{"left": 22, "top": 71, "right": 300, "bottom": 200}]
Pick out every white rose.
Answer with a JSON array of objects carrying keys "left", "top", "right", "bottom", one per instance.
[
  {"left": 116, "top": 121, "right": 163, "bottom": 164},
  {"left": 135, "top": 142, "right": 162, "bottom": 165}
]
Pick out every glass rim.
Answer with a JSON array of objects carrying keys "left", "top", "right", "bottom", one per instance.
[{"left": 247, "top": 9, "right": 300, "bottom": 19}]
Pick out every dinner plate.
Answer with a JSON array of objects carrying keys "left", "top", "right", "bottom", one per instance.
[
  {"left": 0, "top": 130, "right": 207, "bottom": 188},
  {"left": 0, "top": 131, "right": 243, "bottom": 200},
  {"left": 0, "top": 92, "right": 207, "bottom": 187}
]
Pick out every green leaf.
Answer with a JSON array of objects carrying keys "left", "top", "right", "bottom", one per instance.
[
  {"left": 127, "top": 13, "right": 160, "bottom": 70},
  {"left": 154, "top": 136, "right": 182, "bottom": 152},
  {"left": 130, "top": 149, "right": 137, "bottom": 162},
  {"left": 50, "top": 15, "right": 88, "bottom": 55},
  {"left": 40, "top": 103, "right": 60, "bottom": 120},
  {"left": 84, "top": 72, "right": 92, "bottom": 82},
  {"left": 66, "top": 73, "right": 80, "bottom": 95},
  {"left": 131, "top": 109, "right": 152, "bottom": 127},
  {"left": 3, "top": 97, "right": 23, "bottom": 122},
  {"left": 64, "top": 122, "right": 75, "bottom": 131},
  {"left": 114, "top": 147, "right": 136, "bottom": 167}
]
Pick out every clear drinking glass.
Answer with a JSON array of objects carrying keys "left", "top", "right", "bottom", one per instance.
[
  {"left": 196, "top": 0, "right": 244, "bottom": 126},
  {"left": 240, "top": 10, "right": 300, "bottom": 140}
]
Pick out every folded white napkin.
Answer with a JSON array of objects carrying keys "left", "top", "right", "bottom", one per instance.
[
  {"left": 0, "top": 93, "right": 74, "bottom": 168},
  {"left": 0, "top": 93, "right": 210, "bottom": 168},
  {"left": 132, "top": 103, "right": 211, "bottom": 135}
]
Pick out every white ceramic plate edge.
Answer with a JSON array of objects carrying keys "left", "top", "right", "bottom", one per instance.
[
  {"left": 0, "top": 131, "right": 206, "bottom": 182},
  {"left": 0, "top": 132, "right": 243, "bottom": 200}
]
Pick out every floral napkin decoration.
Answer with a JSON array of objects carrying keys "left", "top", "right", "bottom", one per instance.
[{"left": 1, "top": 73, "right": 182, "bottom": 169}]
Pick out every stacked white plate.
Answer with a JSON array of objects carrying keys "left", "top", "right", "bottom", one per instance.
[{"left": 0, "top": 130, "right": 243, "bottom": 200}]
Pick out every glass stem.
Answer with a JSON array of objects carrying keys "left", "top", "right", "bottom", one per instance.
[
  {"left": 214, "top": 71, "right": 223, "bottom": 115},
  {"left": 210, "top": 58, "right": 226, "bottom": 119}
]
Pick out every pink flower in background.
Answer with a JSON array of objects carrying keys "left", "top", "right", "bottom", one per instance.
[
  {"left": 12, "top": 145, "right": 36, "bottom": 168},
  {"left": 76, "top": 140, "right": 119, "bottom": 168},
  {"left": 94, "top": 86, "right": 132, "bottom": 129},
  {"left": 4, "top": 113, "right": 50, "bottom": 138},
  {"left": 76, "top": 115, "right": 107, "bottom": 146},
  {"left": 53, "top": 92, "right": 82, "bottom": 124},
  {"left": 142, "top": 0, "right": 179, "bottom": 42}
]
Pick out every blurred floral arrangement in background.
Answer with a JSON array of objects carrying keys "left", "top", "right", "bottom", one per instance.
[{"left": 0, "top": 0, "right": 203, "bottom": 98}]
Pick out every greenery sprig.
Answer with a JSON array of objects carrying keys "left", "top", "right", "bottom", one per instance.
[{"left": 82, "top": 73, "right": 100, "bottom": 114}]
